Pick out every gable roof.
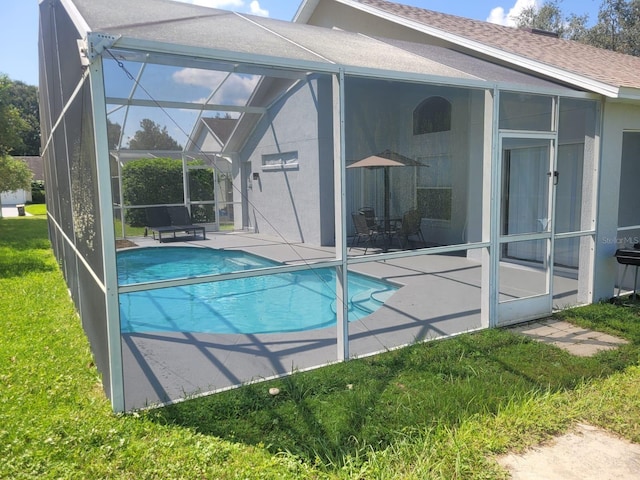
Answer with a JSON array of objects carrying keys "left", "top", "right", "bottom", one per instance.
[
  {"left": 202, "top": 117, "right": 236, "bottom": 145},
  {"left": 16, "top": 156, "right": 44, "bottom": 181},
  {"left": 295, "top": 0, "right": 640, "bottom": 100}
]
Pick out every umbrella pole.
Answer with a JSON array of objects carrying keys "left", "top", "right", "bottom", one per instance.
[{"left": 384, "top": 167, "right": 390, "bottom": 234}]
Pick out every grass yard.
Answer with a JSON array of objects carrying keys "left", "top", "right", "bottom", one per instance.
[
  {"left": 1, "top": 216, "right": 639, "bottom": 479},
  {"left": 114, "top": 218, "right": 147, "bottom": 238},
  {"left": 24, "top": 203, "right": 46, "bottom": 216}
]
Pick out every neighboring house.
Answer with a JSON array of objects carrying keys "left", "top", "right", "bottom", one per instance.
[
  {"left": 187, "top": 116, "right": 237, "bottom": 152},
  {"left": 0, "top": 156, "right": 43, "bottom": 205},
  {"left": 39, "top": 0, "right": 640, "bottom": 411}
]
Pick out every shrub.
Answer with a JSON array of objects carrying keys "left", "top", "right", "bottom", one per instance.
[
  {"left": 31, "top": 180, "right": 45, "bottom": 204},
  {"left": 122, "top": 157, "right": 214, "bottom": 226}
]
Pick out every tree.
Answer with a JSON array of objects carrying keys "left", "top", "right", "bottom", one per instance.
[
  {"left": 514, "top": 0, "right": 589, "bottom": 40},
  {"left": 5, "top": 79, "right": 40, "bottom": 156},
  {"left": 0, "top": 155, "right": 32, "bottom": 193},
  {"left": 586, "top": 0, "right": 640, "bottom": 55},
  {"left": 515, "top": 0, "right": 640, "bottom": 56},
  {"left": 107, "top": 118, "right": 122, "bottom": 150},
  {"left": 128, "top": 118, "right": 182, "bottom": 151},
  {"left": 0, "top": 75, "right": 29, "bottom": 157},
  {"left": 0, "top": 155, "right": 33, "bottom": 218}
]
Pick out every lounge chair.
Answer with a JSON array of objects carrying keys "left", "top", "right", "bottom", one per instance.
[{"left": 145, "top": 206, "right": 206, "bottom": 242}]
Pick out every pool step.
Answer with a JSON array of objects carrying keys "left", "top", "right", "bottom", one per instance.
[
  {"left": 331, "top": 288, "right": 395, "bottom": 316},
  {"left": 225, "top": 257, "right": 269, "bottom": 269}
]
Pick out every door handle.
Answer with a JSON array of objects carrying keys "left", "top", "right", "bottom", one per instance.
[{"left": 547, "top": 171, "right": 559, "bottom": 185}]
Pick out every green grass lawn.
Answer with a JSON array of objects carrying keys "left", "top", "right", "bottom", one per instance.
[
  {"left": 1, "top": 215, "right": 639, "bottom": 479},
  {"left": 114, "top": 218, "right": 147, "bottom": 238},
  {"left": 25, "top": 203, "right": 46, "bottom": 216}
]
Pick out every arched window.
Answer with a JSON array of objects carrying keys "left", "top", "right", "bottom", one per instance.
[{"left": 413, "top": 96, "right": 451, "bottom": 135}]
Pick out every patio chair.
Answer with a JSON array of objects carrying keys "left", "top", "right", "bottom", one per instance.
[
  {"left": 350, "top": 211, "right": 379, "bottom": 254},
  {"left": 358, "top": 207, "right": 381, "bottom": 230},
  {"left": 358, "top": 207, "right": 400, "bottom": 252},
  {"left": 398, "top": 209, "right": 425, "bottom": 249}
]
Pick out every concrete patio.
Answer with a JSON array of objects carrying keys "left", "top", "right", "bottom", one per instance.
[
  {"left": 510, "top": 318, "right": 629, "bottom": 357},
  {"left": 1, "top": 204, "right": 30, "bottom": 218},
  {"left": 117, "top": 232, "right": 585, "bottom": 410}
]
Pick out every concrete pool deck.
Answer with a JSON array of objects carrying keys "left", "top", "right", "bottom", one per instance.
[{"left": 118, "top": 232, "right": 581, "bottom": 410}]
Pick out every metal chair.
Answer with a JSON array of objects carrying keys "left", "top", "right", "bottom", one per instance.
[
  {"left": 358, "top": 207, "right": 380, "bottom": 231},
  {"left": 350, "top": 212, "right": 379, "bottom": 254},
  {"left": 398, "top": 209, "right": 425, "bottom": 249}
]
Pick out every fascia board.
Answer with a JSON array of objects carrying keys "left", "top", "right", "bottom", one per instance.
[
  {"left": 293, "top": 0, "right": 320, "bottom": 23},
  {"left": 617, "top": 87, "right": 640, "bottom": 102},
  {"left": 493, "top": 83, "right": 600, "bottom": 99},
  {"left": 333, "top": 0, "right": 623, "bottom": 98}
]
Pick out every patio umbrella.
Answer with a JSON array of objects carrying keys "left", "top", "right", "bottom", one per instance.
[{"left": 347, "top": 149, "right": 426, "bottom": 234}]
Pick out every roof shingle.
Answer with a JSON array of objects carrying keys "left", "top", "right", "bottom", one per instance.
[{"left": 353, "top": 0, "right": 640, "bottom": 92}]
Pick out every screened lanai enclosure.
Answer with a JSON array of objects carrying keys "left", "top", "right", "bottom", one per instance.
[{"left": 40, "top": 0, "right": 602, "bottom": 411}]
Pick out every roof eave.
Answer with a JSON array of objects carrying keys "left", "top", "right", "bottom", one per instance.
[
  {"left": 469, "top": 43, "right": 621, "bottom": 98},
  {"left": 293, "top": 0, "right": 320, "bottom": 23},
  {"left": 60, "top": 0, "right": 91, "bottom": 36},
  {"left": 617, "top": 87, "right": 640, "bottom": 102}
]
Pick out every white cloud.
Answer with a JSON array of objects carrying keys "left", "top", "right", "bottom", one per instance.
[
  {"left": 179, "top": 0, "right": 244, "bottom": 8},
  {"left": 175, "top": 0, "right": 269, "bottom": 16},
  {"left": 173, "top": 68, "right": 260, "bottom": 106},
  {"left": 249, "top": 1, "right": 269, "bottom": 17},
  {"left": 487, "top": 0, "right": 539, "bottom": 26},
  {"left": 173, "top": 68, "right": 228, "bottom": 87}
]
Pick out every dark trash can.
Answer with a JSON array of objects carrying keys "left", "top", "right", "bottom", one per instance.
[{"left": 16, "top": 204, "right": 25, "bottom": 216}]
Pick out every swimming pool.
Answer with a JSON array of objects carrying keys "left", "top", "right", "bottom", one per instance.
[{"left": 117, "top": 247, "right": 397, "bottom": 334}]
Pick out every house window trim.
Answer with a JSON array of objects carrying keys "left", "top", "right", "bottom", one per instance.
[
  {"left": 413, "top": 96, "right": 452, "bottom": 136},
  {"left": 261, "top": 151, "right": 299, "bottom": 171}
]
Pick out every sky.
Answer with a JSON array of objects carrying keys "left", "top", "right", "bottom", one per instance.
[{"left": 1, "top": 0, "right": 602, "bottom": 87}]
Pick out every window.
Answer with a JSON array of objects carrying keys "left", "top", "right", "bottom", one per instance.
[
  {"left": 499, "top": 92, "right": 553, "bottom": 131},
  {"left": 417, "top": 155, "right": 452, "bottom": 221},
  {"left": 413, "top": 96, "right": 451, "bottom": 135},
  {"left": 261, "top": 151, "right": 298, "bottom": 170}
]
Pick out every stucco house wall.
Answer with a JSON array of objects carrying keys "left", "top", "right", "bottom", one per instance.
[
  {"left": 344, "top": 78, "right": 482, "bottom": 246},
  {"left": 595, "top": 102, "right": 640, "bottom": 299},
  {"left": 242, "top": 75, "right": 335, "bottom": 246},
  {"left": 304, "top": 0, "right": 443, "bottom": 46}
]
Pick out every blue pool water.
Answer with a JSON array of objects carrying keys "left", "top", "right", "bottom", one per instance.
[{"left": 117, "top": 247, "right": 397, "bottom": 334}]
